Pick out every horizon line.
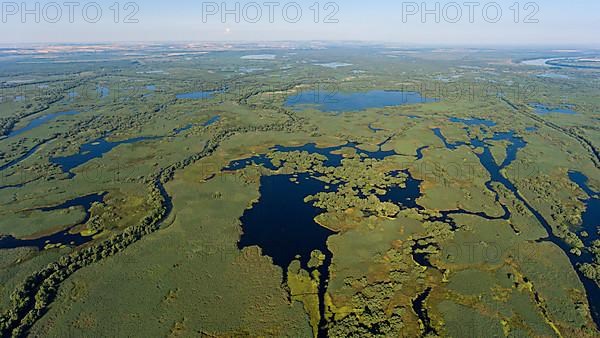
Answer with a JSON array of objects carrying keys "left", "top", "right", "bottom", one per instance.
[{"left": 1, "top": 40, "right": 599, "bottom": 50}]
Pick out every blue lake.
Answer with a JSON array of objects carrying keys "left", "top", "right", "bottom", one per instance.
[
  {"left": 97, "top": 86, "right": 109, "bottom": 98},
  {"left": 239, "top": 173, "right": 334, "bottom": 279},
  {"left": 7, "top": 110, "right": 80, "bottom": 139},
  {"left": 239, "top": 173, "right": 334, "bottom": 337},
  {"left": 530, "top": 103, "right": 578, "bottom": 115},
  {"left": 232, "top": 143, "right": 423, "bottom": 336},
  {"left": 285, "top": 90, "right": 438, "bottom": 113}
]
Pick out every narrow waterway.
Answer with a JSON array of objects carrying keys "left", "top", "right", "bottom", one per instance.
[
  {"left": 411, "top": 287, "right": 437, "bottom": 336},
  {"left": 433, "top": 127, "right": 600, "bottom": 328}
]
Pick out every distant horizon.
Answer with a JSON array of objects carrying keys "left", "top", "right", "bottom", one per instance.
[{"left": 1, "top": 40, "right": 599, "bottom": 50}]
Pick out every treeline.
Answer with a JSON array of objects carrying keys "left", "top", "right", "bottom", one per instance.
[{"left": 0, "top": 179, "right": 167, "bottom": 337}]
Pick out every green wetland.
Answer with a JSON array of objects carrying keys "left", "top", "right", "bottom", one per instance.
[{"left": 0, "top": 44, "right": 599, "bottom": 337}]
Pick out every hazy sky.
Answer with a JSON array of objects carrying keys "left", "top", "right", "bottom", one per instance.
[{"left": 2, "top": 0, "right": 599, "bottom": 46}]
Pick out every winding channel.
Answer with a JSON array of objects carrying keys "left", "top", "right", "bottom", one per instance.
[{"left": 433, "top": 126, "right": 600, "bottom": 328}]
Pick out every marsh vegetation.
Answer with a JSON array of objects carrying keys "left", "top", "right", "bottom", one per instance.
[{"left": 0, "top": 44, "right": 598, "bottom": 337}]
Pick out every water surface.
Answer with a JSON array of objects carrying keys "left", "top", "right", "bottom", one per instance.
[
  {"left": 203, "top": 115, "right": 221, "bottom": 126},
  {"left": 241, "top": 54, "right": 276, "bottom": 60},
  {"left": 51, "top": 136, "right": 160, "bottom": 173},
  {"left": 176, "top": 91, "right": 217, "bottom": 100},
  {"left": 449, "top": 117, "right": 497, "bottom": 127},
  {"left": 433, "top": 127, "right": 600, "bottom": 328},
  {"left": 97, "top": 86, "right": 109, "bottom": 98},
  {"left": 314, "top": 62, "right": 352, "bottom": 68},
  {"left": 0, "top": 193, "right": 106, "bottom": 250},
  {"left": 173, "top": 124, "right": 193, "bottom": 134},
  {"left": 381, "top": 170, "right": 422, "bottom": 209},
  {"left": 7, "top": 110, "right": 80, "bottom": 139},
  {"left": 521, "top": 58, "right": 555, "bottom": 67},
  {"left": 368, "top": 123, "right": 384, "bottom": 133},
  {"left": 568, "top": 171, "right": 599, "bottom": 250},
  {"left": 0, "top": 139, "right": 52, "bottom": 172},
  {"left": 530, "top": 103, "right": 578, "bottom": 115},
  {"left": 412, "top": 288, "right": 437, "bottom": 336},
  {"left": 227, "top": 138, "right": 496, "bottom": 335},
  {"left": 239, "top": 173, "right": 334, "bottom": 337},
  {"left": 286, "top": 90, "right": 438, "bottom": 113}
]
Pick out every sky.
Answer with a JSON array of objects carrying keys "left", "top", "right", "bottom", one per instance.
[{"left": 2, "top": 0, "right": 599, "bottom": 46}]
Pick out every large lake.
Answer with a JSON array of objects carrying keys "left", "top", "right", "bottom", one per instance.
[
  {"left": 530, "top": 103, "right": 578, "bottom": 115},
  {"left": 285, "top": 90, "right": 438, "bottom": 113}
]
